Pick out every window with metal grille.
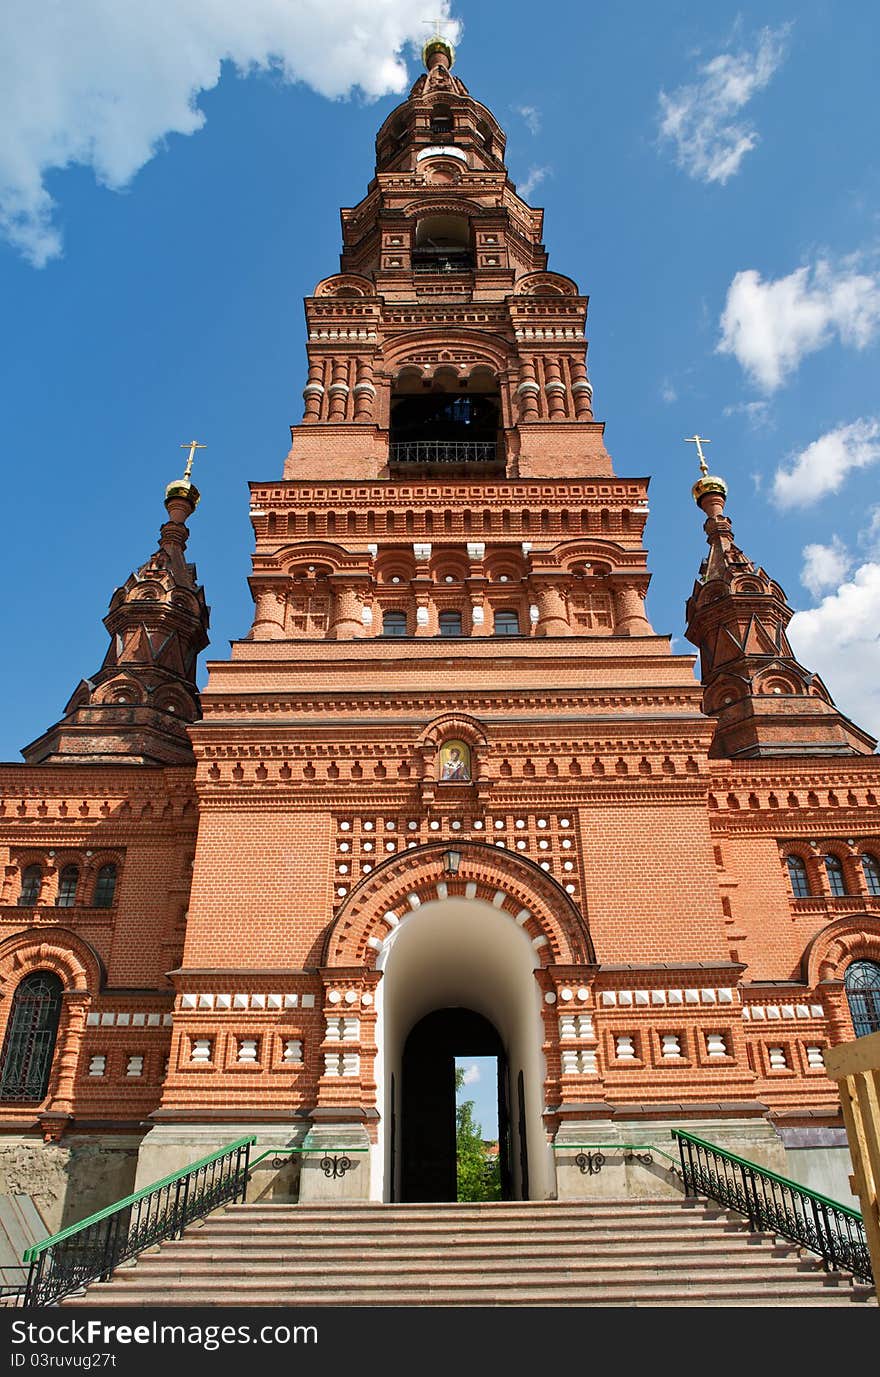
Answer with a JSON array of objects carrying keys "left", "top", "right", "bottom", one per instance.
[
  {"left": 862, "top": 853, "right": 880, "bottom": 897},
  {"left": 382, "top": 611, "right": 407, "bottom": 637},
  {"left": 18, "top": 864, "right": 41, "bottom": 906},
  {"left": 0, "top": 972, "right": 63, "bottom": 1102},
  {"left": 56, "top": 865, "right": 79, "bottom": 908},
  {"left": 786, "top": 855, "right": 811, "bottom": 899},
  {"left": 92, "top": 864, "right": 117, "bottom": 908},
  {"left": 845, "top": 960, "right": 880, "bottom": 1038},
  {"left": 438, "top": 611, "right": 463, "bottom": 637},
  {"left": 825, "top": 855, "right": 846, "bottom": 897},
  {"left": 493, "top": 609, "right": 519, "bottom": 636}
]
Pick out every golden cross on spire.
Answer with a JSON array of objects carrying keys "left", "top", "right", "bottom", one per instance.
[
  {"left": 422, "top": 15, "right": 454, "bottom": 38},
  {"left": 179, "top": 439, "right": 206, "bottom": 483},
  {"left": 684, "top": 434, "right": 711, "bottom": 475}
]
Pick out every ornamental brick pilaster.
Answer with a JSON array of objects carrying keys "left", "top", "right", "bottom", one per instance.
[
  {"left": 531, "top": 577, "right": 571, "bottom": 636},
  {"left": 250, "top": 584, "right": 286, "bottom": 641},
  {"left": 353, "top": 359, "right": 376, "bottom": 420},
  {"left": 611, "top": 579, "right": 653, "bottom": 635},
  {"left": 1, "top": 866, "right": 16, "bottom": 904},
  {"left": 543, "top": 360, "right": 567, "bottom": 418},
  {"left": 823, "top": 982, "right": 852, "bottom": 1045},
  {"left": 302, "top": 362, "right": 324, "bottom": 421},
  {"left": 50, "top": 991, "right": 90, "bottom": 1115},
  {"left": 569, "top": 361, "right": 593, "bottom": 419},
  {"left": 516, "top": 360, "right": 540, "bottom": 420},
  {"left": 327, "top": 581, "right": 367, "bottom": 640}
]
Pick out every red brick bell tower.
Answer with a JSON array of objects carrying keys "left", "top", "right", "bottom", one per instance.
[
  {"left": 5, "top": 39, "right": 879, "bottom": 1221},
  {"left": 141, "top": 37, "right": 774, "bottom": 1201}
]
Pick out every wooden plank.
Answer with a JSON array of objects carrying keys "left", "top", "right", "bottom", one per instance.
[{"left": 825, "top": 1029, "right": 880, "bottom": 1079}]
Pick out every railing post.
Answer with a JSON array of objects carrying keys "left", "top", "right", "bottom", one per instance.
[
  {"left": 171, "top": 1172, "right": 186, "bottom": 1239},
  {"left": 25, "top": 1253, "right": 41, "bottom": 1308},
  {"left": 675, "top": 1133, "right": 688, "bottom": 1194},
  {"left": 739, "top": 1161, "right": 757, "bottom": 1230},
  {"left": 240, "top": 1141, "right": 252, "bottom": 1204},
  {"left": 820, "top": 1200, "right": 837, "bottom": 1271},
  {"left": 99, "top": 1214, "right": 119, "bottom": 1283},
  {"left": 686, "top": 1136, "right": 697, "bottom": 1195}
]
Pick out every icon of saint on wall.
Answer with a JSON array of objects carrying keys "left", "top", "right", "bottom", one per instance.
[{"left": 439, "top": 739, "right": 471, "bottom": 782}]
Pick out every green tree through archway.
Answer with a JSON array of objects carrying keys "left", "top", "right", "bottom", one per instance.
[{"left": 455, "top": 1065, "right": 501, "bottom": 1202}]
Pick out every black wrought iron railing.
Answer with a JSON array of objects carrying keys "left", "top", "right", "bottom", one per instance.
[
  {"left": 673, "top": 1128, "right": 872, "bottom": 1284},
  {"left": 389, "top": 440, "right": 499, "bottom": 466},
  {"left": 412, "top": 253, "right": 473, "bottom": 274},
  {"left": 22, "top": 1136, "right": 254, "bottom": 1307}
]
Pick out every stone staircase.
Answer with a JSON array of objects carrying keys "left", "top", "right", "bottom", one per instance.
[{"left": 59, "top": 1198, "right": 876, "bottom": 1308}]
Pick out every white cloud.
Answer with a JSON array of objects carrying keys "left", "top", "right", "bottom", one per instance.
[
  {"left": 800, "top": 537, "right": 852, "bottom": 597},
  {"left": 518, "top": 165, "right": 551, "bottom": 199},
  {"left": 860, "top": 506, "right": 880, "bottom": 555},
  {"left": 722, "top": 399, "right": 771, "bottom": 428},
  {"left": 0, "top": 1, "right": 461, "bottom": 266},
  {"left": 788, "top": 562, "right": 880, "bottom": 738},
  {"left": 660, "top": 380, "right": 678, "bottom": 404},
  {"left": 460, "top": 1063, "right": 480, "bottom": 1086},
  {"left": 772, "top": 418, "right": 880, "bottom": 508},
  {"left": 658, "top": 26, "right": 789, "bottom": 185},
  {"left": 718, "top": 259, "right": 880, "bottom": 392},
  {"left": 514, "top": 104, "right": 541, "bottom": 135}
]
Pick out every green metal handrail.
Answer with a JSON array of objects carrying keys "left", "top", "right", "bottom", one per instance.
[
  {"left": 23, "top": 1135, "right": 256, "bottom": 1261},
  {"left": 22, "top": 1135, "right": 256, "bottom": 1306},
  {"left": 249, "top": 1145, "right": 368, "bottom": 1168},
  {"left": 551, "top": 1141, "right": 679, "bottom": 1165},
  {"left": 673, "top": 1128, "right": 871, "bottom": 1283}
]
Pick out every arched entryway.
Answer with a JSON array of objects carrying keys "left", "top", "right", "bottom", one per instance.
[
  {"left": 373, "top": 893, "right": 551, "bottom": 1203},
  {"left": 400, "top": 1007, "right": 510, "bottom": 1202}
]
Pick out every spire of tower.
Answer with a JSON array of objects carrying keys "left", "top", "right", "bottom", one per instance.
[
  {"left": 23, "top": 454, "right": 211, "bottom": 765},
  {"left": 684, "top": 441, "right": 875, "bottom": 758}
]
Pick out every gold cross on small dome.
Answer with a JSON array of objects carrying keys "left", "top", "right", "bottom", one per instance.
[
  {"left": 179, "top": 439, "right": 207, "bottom": 483},
  {"left": 684, "top": 434, "right": 711, "bottom": 475}
]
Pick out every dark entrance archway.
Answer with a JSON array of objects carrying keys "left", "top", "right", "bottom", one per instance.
[{"left": 400, "top": 1007, "right": 513, "bottom": 1202}]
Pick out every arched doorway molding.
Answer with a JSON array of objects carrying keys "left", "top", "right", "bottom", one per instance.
[
  {"left": 803, "top": 915, "right": 880, "bottom": 986},
  {"left": 322, "top": 839, "right": 595, "bottom": 968},
  {"left": 323, "top": 842, "right": 591, "bottom": 1202},
  {"left": 0, "top": 929, "right": 103, "bottom": 1126},
  {"left": 373, "top": 890, "right": 552, "bottom": 1201}
]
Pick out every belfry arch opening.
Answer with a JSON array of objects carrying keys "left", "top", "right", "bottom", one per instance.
[
  {"left": 389, "top": 364, "right": 503, "bottom": 475},
  {"left": 374, "top": 894, "right": 551, "bottom": 1202}
]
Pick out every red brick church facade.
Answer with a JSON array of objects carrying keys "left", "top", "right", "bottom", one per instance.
[{"left": 2, "top": 39, "right": 879, "bottom": 1225}]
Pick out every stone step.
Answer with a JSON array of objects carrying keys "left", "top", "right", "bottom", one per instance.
[
  {"left": 222, "top": 1200, "right": 710, "bottom": 1218},
  {"left": 210, "top": 1216, "right": 729, "bottom": 1235},
  {"left": 156, "top": 1238, "right": 796, "bottom": 1263},
  {"left": 56, "top": 1197, "right": 874, "bottom": 1310},
  {"left": 112, "top": 1259, "right": 825, "bottom": 1287},
  {"left": 91, "top": 1253, "right": 851, "bottom": 1288},
  {"left": 64, "top": 1277, "right": 865, "bottom": 1308}
]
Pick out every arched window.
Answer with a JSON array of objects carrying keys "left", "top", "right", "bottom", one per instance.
[
  {"left": 56, "top": 865, "right": 79, "bottom": 908},
  {"left": 786, "top": 855, "right": 811, "bottom": 899},
  {"left": 0, "top": 972, "right": 64, "bottom": 1103},
  {"left": 862, "top": 853, "right": 880, "bottom": 897},
  {"left": 93, "top": 864, "right": 118, "bottom": 908},
  {"left": 825, "top": 855, "right": 846, "bottom": 897},
  {"left": 493, "top": 609, "right": 520, "bottom": 637},
  {"left": 845, "top": 960, "right": 880, "bottom": 1038},
  {"left": 18, "top": 865, "right": 41, "bottom": 906},
  {"left": 382, "top": 611, "right": 407, "bottom": 638},
  {"left": 438, "top": 611, "right": 463, "bottom": 638}
]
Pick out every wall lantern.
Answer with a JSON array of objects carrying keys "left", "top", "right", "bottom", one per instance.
[{"left": 443, "top": 849, "right": 462, "bottom": 875}]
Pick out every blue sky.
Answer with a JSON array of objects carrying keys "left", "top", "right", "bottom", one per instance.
[
  {"left": 1, "top": 0, "right": 879, "bottom": 759},
  {"left": 456, "top": 1057, "right": 499, "bottom": 1141}
]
